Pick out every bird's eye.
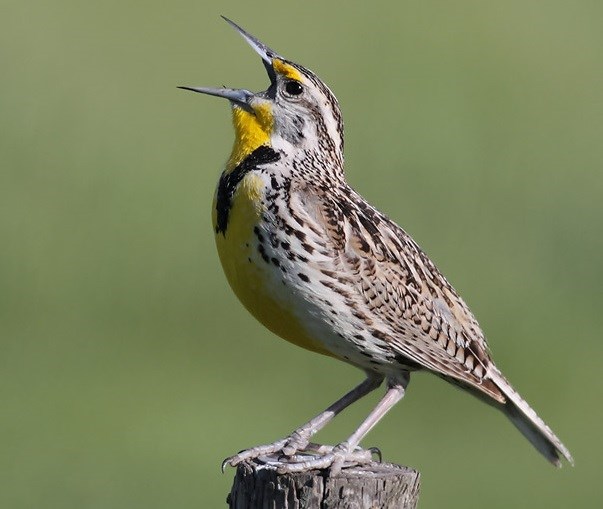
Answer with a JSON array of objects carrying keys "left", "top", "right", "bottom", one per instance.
[{"left": 284, "top": 80, "right": 304, "bottom": 96}]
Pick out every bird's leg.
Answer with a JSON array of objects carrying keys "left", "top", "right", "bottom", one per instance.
[
  {"left": 280, "top": 375, "right": 383, "bottom": 455},
  {"left": 222, "top": 374, "right": 383, "bottom": 470},
  {"left": 276, "top": 374, "right": 409, "bottom": 474}
]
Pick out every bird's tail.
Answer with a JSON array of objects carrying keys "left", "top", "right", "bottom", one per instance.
[{"left": 488, "top": 367, "right": 574, "bottom": 467}]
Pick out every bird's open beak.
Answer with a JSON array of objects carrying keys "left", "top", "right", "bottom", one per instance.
[
  {"left": 178, "top": 17, "right": 281, "bottom": 110},
  {"left": 220, "top": 16, "right": 279, "bottom": 84},
  {"left": 177, "top": 86, "right": 255, "bottom": 112}
]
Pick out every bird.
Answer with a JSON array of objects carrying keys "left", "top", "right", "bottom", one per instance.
[{"left": 179, "top": 17, "right": 573, "bottom": 474}]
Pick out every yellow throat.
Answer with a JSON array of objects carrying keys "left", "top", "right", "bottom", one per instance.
[{"left": 226, "top": 103, "right": 274, "bottom": 172}]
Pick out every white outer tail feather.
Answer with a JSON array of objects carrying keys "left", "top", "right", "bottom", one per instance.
[{"left": 488, "top": 367, "right": 574, "bottom": 467}]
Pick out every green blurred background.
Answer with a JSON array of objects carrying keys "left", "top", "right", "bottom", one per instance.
[{"left": 2, "top": 0, "right": 602, "bottom": 507}]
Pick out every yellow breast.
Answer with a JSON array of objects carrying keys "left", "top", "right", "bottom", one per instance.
[{"left": 212, "top": 172, "right": 332, "bottom": 357}]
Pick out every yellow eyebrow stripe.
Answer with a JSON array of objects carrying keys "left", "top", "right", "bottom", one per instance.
[{"left": 272, "top": 59, "right": 303, "bottom": 81}]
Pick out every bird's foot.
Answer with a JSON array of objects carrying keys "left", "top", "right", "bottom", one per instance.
[
  {"left": 221, "top": 429, "right": 315, "bottom": 471},
  {"left": 273, "top": 441, "right": 379, "bottom": 475},
  {"left": 223, "top": 437, "right": 381, "bottom": 475}
]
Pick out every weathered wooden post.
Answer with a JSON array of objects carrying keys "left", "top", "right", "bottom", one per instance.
[{"left": 227, "top": 460, "right": 420, "bottom": 508}]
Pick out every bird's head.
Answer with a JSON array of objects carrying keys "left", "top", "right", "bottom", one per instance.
[{"left": 180, "top": 17, "right": 344, "bottom": 173}]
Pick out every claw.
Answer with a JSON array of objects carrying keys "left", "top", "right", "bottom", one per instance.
[{"left": 368, "top": 446, "right": 382, "bottom": 462}]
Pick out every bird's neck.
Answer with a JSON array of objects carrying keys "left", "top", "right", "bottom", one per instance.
[{"left": 226, "top": 104, "right": 274, "bottom": 173}]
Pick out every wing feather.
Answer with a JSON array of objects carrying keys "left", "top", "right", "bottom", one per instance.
[{"left": 296, "top": 183, "right": 505, "bottom": 403}]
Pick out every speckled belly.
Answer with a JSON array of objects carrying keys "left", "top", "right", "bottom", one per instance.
[{"left": 213, "top": 173, "right": 334, "bottom": 357}]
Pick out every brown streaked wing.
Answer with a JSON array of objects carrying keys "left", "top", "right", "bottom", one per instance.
[{"left": 296, "top": 184, "right": 505, "bottom": 404}]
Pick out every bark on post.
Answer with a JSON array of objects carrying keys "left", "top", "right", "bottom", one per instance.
[{"left": 227, "top": 460, "right": 420, "bottom": 508}]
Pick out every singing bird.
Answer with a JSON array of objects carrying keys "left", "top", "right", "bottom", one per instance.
[{"left": 180, "top": 18, "right": 573, "bottom": 474}]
